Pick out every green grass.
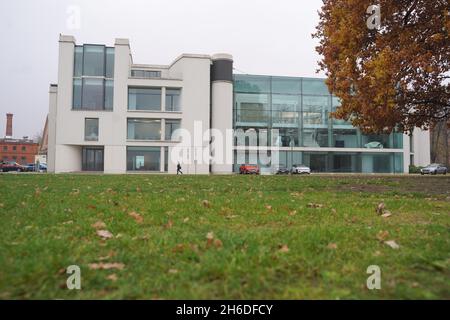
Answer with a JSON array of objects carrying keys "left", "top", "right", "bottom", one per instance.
[{"left": 0, "top": 174, "right": 449, "bottom": 299}]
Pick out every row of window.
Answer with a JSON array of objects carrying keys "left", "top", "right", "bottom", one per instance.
[
  {"left": 84, "top": 118, "right": 181, "bottom": 141},
  {"left": 82, "top": 146, "right": 168, "bottom": 172},
  {"left": 73, "top": 85, "right": 181, "bottom": 111},
  {"left": 2, "top": 156, "right": 27, "bottom": 162},
  {"left": 130, "top": 70, "right": 161, "bottom": 79},
  {"left": 2, "top": 145, "right": 28, "bottom": 152}
]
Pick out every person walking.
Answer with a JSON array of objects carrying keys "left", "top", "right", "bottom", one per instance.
[{"left": 177, "top": 162, "right": 183, "bottom": 175}]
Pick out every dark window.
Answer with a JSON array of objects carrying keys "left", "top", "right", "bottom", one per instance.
[
  {"left": 12, "top": 146, "right": 16, "bottom": 151},
  {"left": 2, "top": 146, "right": 6, "bottom": 151},
  {"left": 127, "top": 147, "right": 160, "bottom": 171},
  {"left": 165, "top": 119, "right": 181, "bottom": 140},
  {"left": 82, "top": 78, "right": 104, "bottom": 110},
  {"left": 83, "top": 45, "right": 105, "bottom": 77},
  {"left": 22, "top": 146, "right": 26, "bottom": 152},
  {"left": 82, "top": 147, "right": 104, "bottom": 171},
  {"left": 85, "top": 118, "right": 99, "bottom": 141},
  {"left": 104, "top": 80, "right": 114, "bottom": 110},
  {"left": 74, "top": 46, "right": 83, "bottom": 77},
  {"left": 105, "top": 47, "right": 115, "bottom": 78},
  {"left": 165, "top": 89, "right": 181, "bottom": 111},
  {"left": 127, "top": 118, "right": 161, "bottom": 140},
  {"left": 73, "top": 79, "right": 82, "bottom": 108},
  {"left": 130, "top": 70, "right": 161, "bottom": 78},
  {"left": 128, "top": 88, "right": 161, "bottom": 111}
]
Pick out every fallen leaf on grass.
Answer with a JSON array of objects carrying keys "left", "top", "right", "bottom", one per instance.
[
  {"left": 202, "top": 200, "right": 211, "bottom": 208},
  {"left": 384, "top": 240, "right": 400, "bottom": 250},
  {"left": 62, "top": 220, "right": 73, "bottom": 225},
  {"left": 128, "top": 211, "right": 143, "bottom": 224},
  {"left": 106, "top": 274, "right": 118, "bottom": 282},
  {"left": 265, "top": 205, "right": 273, "bottom": 211},
  {"left": 168, "top": 269, "right": 178, "bottom": 274},
  {"left": 278, "top": 244, "right": 289, "bottom": 253},
  {"left": 88, "top": 262, "right": 124, "bottom": 270},
  {"left": 376, "top": 230, "right": 389, "bottom": 241},
  {"left": 327, "top": 243, "right": 338, "bottom": 250},
  {"left": 381, "top": 211, "right": 392, "bottom": 218},
  {"left": 307, "top": 203, "right": 324, "bottom": 208},
  {"left": 288, "top": 210, "right": 297, "bottom": 216},
  {"left": 92, "top": 221, "right": 106, "bottom": 229},
  {"left": 96, "top": 230, "right": 113, "bottom": 239},
  {"left": 165, "top": 220, "right": 173, "bottom": 229},
  {"left": 376, "top": 202, "right": 385, "bottom": 215}
]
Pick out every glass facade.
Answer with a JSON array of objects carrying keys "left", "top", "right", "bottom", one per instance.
[
  {"left": 73, "top": 45, "right": 114, "bottom": 110},
  {"left": 233, "top": 75, "right": 404, "bottom": 173},
  {"left": 165, "top": 89, "right": 181, "bottom": 111},
  {"left": 165, "top": 119, "right": 181, "bottom": 140}
]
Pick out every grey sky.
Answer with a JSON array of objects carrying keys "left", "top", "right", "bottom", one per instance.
[{"left": 0, "top": 0, "right": 324, "bottom": 139}]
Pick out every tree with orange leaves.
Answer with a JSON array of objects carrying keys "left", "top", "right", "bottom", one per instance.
[{"left": 314, "top": 0, "right": 449, "bottom": 134}]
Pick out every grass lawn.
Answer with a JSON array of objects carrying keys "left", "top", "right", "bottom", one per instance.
[{"left": 0, "top": 174, "right": 449, "bottom": 299}]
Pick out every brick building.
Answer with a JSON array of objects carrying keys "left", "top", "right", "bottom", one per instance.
[{"left": 0, "top": 113, "right": 39, "bottom": 164}]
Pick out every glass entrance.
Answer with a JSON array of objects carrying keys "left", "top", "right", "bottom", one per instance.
[{"left": 82, "top": 147, "right": 104, "bottom": 171}]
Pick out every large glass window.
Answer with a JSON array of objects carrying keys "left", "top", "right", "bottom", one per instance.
[
  {"left": 82, "top": 78, "right": 104, "bottom": 110},
  {"left": 128, "top": 88, "right": 161, "bottom": 111},
  {"left": 166, "top": 89, "right": 181, "bottom": 111},
  {"left": 82, "top": 147, "right": 104, "bottom": 171},
  {"left": 332, "top": 129, "right": 359, "bottom": 148},
  {"left": 85, "top": 118, "right": 99, "bottom": 141},
  {"left": 73, "top": 79, "right": 82, "bottom": 109},
  {"left": 303, "top": 128, "right": 329, "bottom": 147},
  {"left": 105, "top": 47, "right": 115, "bottom": 78},
  {"left": 235, "top": 93, "right": 269, "bottom": 125},
  {"left": 234, "top": 75, "right": 270, "bottom": 93},
  {"left": 165, "top": 119, "right": 181, "bottom": 140},
  {"left": 302, "top": 78, "right": 330, "bottom": 95},
  {"left": 271, "top": 77, "right": 301, "bottom": 94},
  {"left": 302, "top": 95, "right": 330, "bottom": 126},
  {"left": 127, "top": 118, "right": 161, "bottom": 140},
  {"left": 104, "top": 80, "right": 114, "bottom": 110},
  {"left": 127, "top": 147, "right": 161, "bottom": 171},
  {"left": 272, "top": 95, "right": 300, "bottom": 127},
  {"left": 83, "top": 45, "right": 105, "bottom": 77},
  {"left": 74, "top": 46, "right": 83, "bottom": 77}
]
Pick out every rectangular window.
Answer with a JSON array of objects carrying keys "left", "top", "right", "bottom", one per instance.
[
  {"left": 165, "top": 119, "right": 181, "bottom": 140},
  {"left": 165, "top": 89, "right": 181, "bottom": 111},
  {"left": 127, "top": 146, "right": 161, "bottom": 171},
  {"left": 164, "top": 147, "right": 168, "bottom": 172},
  {"left": 82, "top": 147, "right": 104, "bottom": 171},
  {"left": 83, "top": 45, "right": 105, "bottom": 77},
  {"left": 105, "top": 47, "right": 115, "bottom": 78},
  {"left": 13, "top": 146, "right": 16, "bottom": 151},
  {"left": 21, "top": 156, "right": 26, "bottom": 163},
  {"left": 74, "top": 46, "right": 83, "bottom": 77},
  {"left": 2, "top": 146, "right": 7, "bottom": 151},
  {"left": 235, "top": 93, "right": 270, "bottom": 125},
  {"left": 85, "top": 118, "right": 99, "bottom": 141},
  {"left": 22, "top": 146, "right": 26, "bottom": 151},
  {"left": 130, "top": 70, "right": 161, "bottom": 78},
  {"left": 128, "top": 88, "right": 161, "bottom": 111},
  {"left": 302, "top": 95, "right": 330, "bottom": 126},
  {"left": 73, "top": 79, "right": 82, "bottom": 109},
  {"left": 82, "top": 78, "right": 104, "bottom": 110},
  {"left": 127, "top": 118, "right": 161, "bottom": 140},
  {"left": 104, "top": 80, "right": 114, "bottom": 110}
]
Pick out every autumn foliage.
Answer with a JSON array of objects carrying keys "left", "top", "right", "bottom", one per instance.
[{"left": 314, "top": 0, "right": 450, "bottom": 133}]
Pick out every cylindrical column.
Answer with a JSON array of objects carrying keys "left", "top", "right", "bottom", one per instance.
[{"left": 211, "top": 53, "right": 233, "bottom": 174}]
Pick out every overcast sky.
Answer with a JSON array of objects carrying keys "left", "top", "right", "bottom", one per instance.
[{"left": 0, "top": 0, "right": 325, "bottom": 139}]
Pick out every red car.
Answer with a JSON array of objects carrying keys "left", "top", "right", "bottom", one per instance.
[
  {"left": 239, "top": 164, "right": 260, "bottom": 174},
  {"left": 0, "top": 161, "right": 26, "bottom": 172}
]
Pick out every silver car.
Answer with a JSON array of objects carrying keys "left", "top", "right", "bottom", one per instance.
[
  {"left": 420, "top": 163, "right": 447, "bottom": 175},
  {"left": 292, "top": 164, "right": 311, "bottom": 174}
]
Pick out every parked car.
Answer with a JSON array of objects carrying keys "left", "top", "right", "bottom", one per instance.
[
  {"left": 274, "top": 166, "right": 290, "bottom": 174},
  {"left": 0, "top": 161, "right": 26, "bottom": 172},
  {"left": 364, "top": 141, "right": 384, "bottom": 149},
  {"left": 292, "top": 164, "right": 311, "bottom": 174},
  {"left": 239, "top": 164, "right": 260, "bottom": 174},
  {"left": 23, "top": 163, "right": 48, "bottom": 172},
  {"left": 420, "top": 163, "right": 447, "bottom": 175}
]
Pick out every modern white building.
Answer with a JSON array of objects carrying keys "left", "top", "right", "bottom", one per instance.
[{"left": 47, "top": 35, "right": 430, "bottom": 174}]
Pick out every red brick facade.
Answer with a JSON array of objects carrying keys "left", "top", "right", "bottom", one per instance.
[{"left": 0, "top": 140, "right": 39, "bottom": 164}]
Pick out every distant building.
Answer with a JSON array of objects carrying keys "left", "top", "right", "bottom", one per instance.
[{"left": 0, "top": 113, "right": 39, "bottom": 164}]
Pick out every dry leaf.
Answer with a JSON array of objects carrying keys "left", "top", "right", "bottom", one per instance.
[
  {"left": 168, "top": 269, "right": 178, "bottom": 274},
  {"left": 165, "top": 219, "right": 173, "bottom": 229},
  {"left": 88, "top": 262, "right": 124, "bottom": 270},
  {"left": 62, "top": 220, "right": 73, "bottom": 225},
  {"left": 381, "top": 211, "right": 392, "bottom": 218},
  {"left": 288, "top": 210, "right": 297, "bottom": 216},
  {"left": 384, "top": 240, "right": 400, "bottom": 249},
  {"left": 183, "top": 217, "right": 189, "bottom": 223},
  {"left": 376, "top": 202, "right": 385, "bottom": 215},
  {"left": 327, "top": 243, "right": 338, "bottom": 250},
  {"left": 265, "top": 205, "right": 273, "bottom": 211},
  {"left": 92, "top": 221, "right": 106, "bottom": 229},
  {"left": 376, "top": 230, "right": 389, "bottom": 241},
  {"left": 206, "top": 232, "right": 214, "bottom": 240},
  {"left": 331, "top": 208, "right": 337, "bottom": 214},
  {"left": 214, "top": 239, "right": 223, "bottom": 248},
  {"left": 128, "top": 211, "right": 143, "bottom": 223},
  {"left": 307, "top": 203, "right": 324, "bottom": 208},
  {"left": 96, "top": 229, "right": 113, "bottom": 239},
  {"left": 278, "top": 244, "right": 289, "bottom": 253},
  {"left": 106, "top": 274, "right": 118, "bottom": 281},
  {"left": 202, "top": 200, "right": 211, "bottom": 208}
]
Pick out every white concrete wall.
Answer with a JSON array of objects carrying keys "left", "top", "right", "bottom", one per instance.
[
  {"left": 47, "top": 85, "right": 58, "bottom": 172},
  {"left": 413, "top": 128, "right": 431, "bottom": 167}
]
